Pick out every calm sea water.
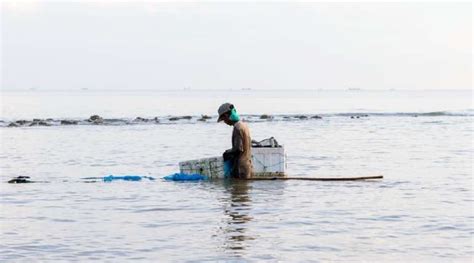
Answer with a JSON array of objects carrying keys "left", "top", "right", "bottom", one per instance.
[{"left": 1, "top": 89, "right": 473, "bottom": 262}]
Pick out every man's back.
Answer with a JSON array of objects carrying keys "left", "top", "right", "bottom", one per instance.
[{"left": 232, "top": 121, "right": 253, "bottom": 178}]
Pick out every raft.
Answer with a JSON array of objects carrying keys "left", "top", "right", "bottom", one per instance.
[
  {"left": 178, "top": 138, "right": 383, "bottom": 181},
  {"left": 163, "top": 173, "right": 383, "bottom": 181}
]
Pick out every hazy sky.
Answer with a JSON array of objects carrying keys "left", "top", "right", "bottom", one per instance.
[{"left": 1, "top": 1, "right": 472, "bottom": 90}]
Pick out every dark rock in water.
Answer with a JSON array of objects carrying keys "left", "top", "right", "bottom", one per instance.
[
  {"left": 33, "top": 118, "right": 42, "bottom": 122},
  {"left": 198, "top": 118, "right": 206, "bottom": 122},
  {"left": 260, "top": 114, "right": 272, "bottom": 119},
  {"left": 91, "top": 119, "right": 103, "bottom": 124},
  {"left": 350, "top": 115, "right": 366, "bottom": 119},
  {"left": 46, "top": 118, "right": 54, "bottom": 121},
  {"left": 88, "top": 115, "right": 104, "bottom": 124},
  {"left": 296, "top": 115, "right": 308, "bottom": 119},
  {"left": 283, "top": 116, "right": 291, "bottom": 119},
  {"left": 89, "top": 115, "right": 102, "bottom": 121},
  {"left": 154, "top": 117, "right": 160, "bottom": 123},
  {"left": 29, "top": 120, "right": 50, "bottom": 126},
  {"left": 60, "top": 120, "right": 78, "bottom": 125},
  {"left": 15, "top": 120, "right": 29, "bottom": 125},
  {"left": 8, "top": 122, "right": 19, "bottom": 127},
  {"left": 311, "top": 115, "right": 322, "bottom": 119},
  {"left": 169, "top": 116, "right": 192, "bottom": 121},
  {"left": 134, "top": 117, "right": 149, "bottom": 122},
  {"left": 8, "top": 176, "right": 32, "bottom": 184},
  {"left": 201, "top": 115, "right": 212, "bottom": 120}
]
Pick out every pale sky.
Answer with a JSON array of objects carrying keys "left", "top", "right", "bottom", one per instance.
[{"left": 1, "top": 1, "right": 472, "bottom": 90}]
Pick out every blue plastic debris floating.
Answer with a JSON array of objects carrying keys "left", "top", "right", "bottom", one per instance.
[
  {"left": 103, "top": 175, "right": 155, "bottom": 182},
  {"left": 163, "top": 173, "right": 208, "bottom": 181}
]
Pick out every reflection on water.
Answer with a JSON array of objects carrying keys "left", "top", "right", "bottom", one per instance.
[
  {"left": 217, "top": 179, "right": 288, "bottom": 256},
  {"left": 216, "top": 180, "right": 254, "bottom": 253}
]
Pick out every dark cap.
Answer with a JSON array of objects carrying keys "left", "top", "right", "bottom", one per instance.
[{"left": 217, "top": 103, "right": 234, "bottom": 122}]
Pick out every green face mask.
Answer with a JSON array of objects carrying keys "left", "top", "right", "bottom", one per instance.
[{"left": 229, "top": 108, "right": 240, "bottom": 122}]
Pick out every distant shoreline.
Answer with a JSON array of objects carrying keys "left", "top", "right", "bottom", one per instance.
[{"left": 1, "top": 88, "right": 472, "bottom": 92}]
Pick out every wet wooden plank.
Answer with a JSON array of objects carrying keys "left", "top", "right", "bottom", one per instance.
[{"left": 246, "top": 175, "right": 383, "bottom": 181}]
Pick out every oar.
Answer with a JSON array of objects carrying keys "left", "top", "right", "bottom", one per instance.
[{"left": 246, "top": 175, "right": 383, "bottom": 181}]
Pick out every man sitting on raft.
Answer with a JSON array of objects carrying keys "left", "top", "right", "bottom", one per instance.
[{"left": 217, "top": 103, "right": 253, "bottom": 179}]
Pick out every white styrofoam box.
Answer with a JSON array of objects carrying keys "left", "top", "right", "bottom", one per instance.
[
  {"left": 252, "top": 147, "right": 286, "bottom": 176},
  {"left": 178, "top": 147, "right": 286, "bottom": 179},
  {"left": 179, "top": 156, "right": 225, "bottom": 179}
]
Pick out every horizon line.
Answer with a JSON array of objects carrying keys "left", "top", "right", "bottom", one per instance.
[{"left": 1, "top": 88, "right": 472, "bottom": 92}]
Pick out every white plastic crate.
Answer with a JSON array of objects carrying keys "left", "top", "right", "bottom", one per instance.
[
  {"left": 179, "top": 156, "right": 225, "bottom": 179},
  {"left": 179, "top": 147, "right": 286, "bottom": 179},
  {"left": 252, "top": 147, "right": 286, "bottom": 177}
]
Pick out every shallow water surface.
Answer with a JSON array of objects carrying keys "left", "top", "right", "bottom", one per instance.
[{"left": 1, "top": 90, "right": 473, "bottom": 261}]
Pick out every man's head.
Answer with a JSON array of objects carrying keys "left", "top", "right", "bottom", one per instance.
[{"left": 217, "top": 103, "right": 235, "bottom": 126}]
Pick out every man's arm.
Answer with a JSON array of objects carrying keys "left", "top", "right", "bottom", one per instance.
[{"left": 223, "top": 128, "right": 244, "bottom": 160}]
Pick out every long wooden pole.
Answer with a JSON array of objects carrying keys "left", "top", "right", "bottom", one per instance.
[{"left": 246, "top": 175, "right": 383, "bottom": 181}]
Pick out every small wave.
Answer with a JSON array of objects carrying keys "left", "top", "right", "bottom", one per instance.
[
  {"left": 1, "top": 110, "right": 472, "bottom": 127},
  {"left": 336, "top": 110, "right": 474, "bottom": 117}
]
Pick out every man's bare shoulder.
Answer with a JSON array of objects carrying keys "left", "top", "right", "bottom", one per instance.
[
  {"left": 233, "top": 120, "right": 245, "bottom": 129},
  {"left": 233, "top": 121, "right": 250, "bottom": 133}
]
